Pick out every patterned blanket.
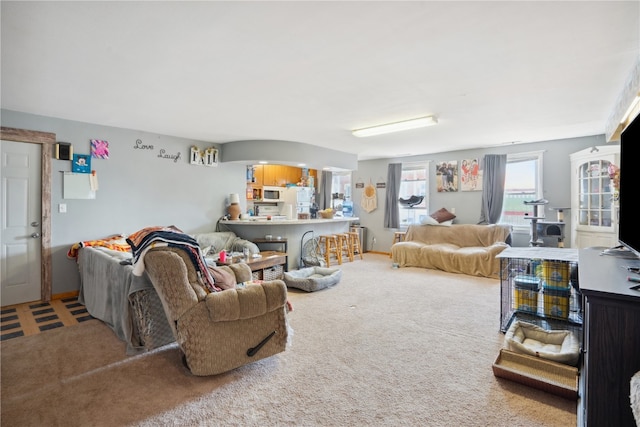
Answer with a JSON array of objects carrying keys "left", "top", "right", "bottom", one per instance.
[{"left": 67, "top": 234, "right": 131, "bottom": 259}]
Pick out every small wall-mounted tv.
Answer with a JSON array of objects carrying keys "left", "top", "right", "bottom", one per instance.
[{"left": 618, "top": 110, "right": 640, "bottom": 259}]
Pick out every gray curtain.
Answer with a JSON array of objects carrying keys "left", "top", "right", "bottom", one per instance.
[
  {"left": 384, "top": 163, "right": 402, "bottom": 228},
  {"left": 478, "top": 154, "right": 507, "bottom": 224},
  {"left": 318, "top": 171, "right": 333, "bottom": 210}
]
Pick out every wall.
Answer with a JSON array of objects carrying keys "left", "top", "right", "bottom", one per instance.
[
  {"left": 222, "top": 139, "right": 358, "bottom": 171},
  {"left": 352, "top": 134, "right": 616, "bottom": 253},
  {"left": 1, "top": 109, "right": 247, "bottom": 295},
  {"left": 0, "top": 108, "right": 619, "bottom": 296}
]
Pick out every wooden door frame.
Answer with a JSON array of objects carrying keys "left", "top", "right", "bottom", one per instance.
[{"left": 1, "top": 126, "right": 55, "bottom": 302}]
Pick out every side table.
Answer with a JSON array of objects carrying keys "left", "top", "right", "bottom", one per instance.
[
  {"left": 217, "top": 251, "right": 287, "bottom": 280},
  {"left": 247, "top": 251, "right": 287, "bottom": 280}
]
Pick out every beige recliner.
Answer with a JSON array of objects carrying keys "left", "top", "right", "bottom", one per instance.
[{"left": 144, "top": 247, "right": 289, "bottom": 376}]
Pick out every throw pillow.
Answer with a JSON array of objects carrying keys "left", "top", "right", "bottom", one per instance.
[
  {"left": 207, "top": 266, "right": 237, "bottom": 290},
  {"left": 420, "top": 215, "right": 439, "bottom": 225},
  {"left": 420, "top": 216, "right": 453, "bottom": 226},
  {"left": 430, "top": 207, "right": 456, "bottom": 223}
]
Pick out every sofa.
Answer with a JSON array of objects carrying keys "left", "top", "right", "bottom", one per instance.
[
  {"left": 193, "top": 231, "right": 260, "bottom": 256},
  {"left": 391, "top": 223, "right": 512, "bottom": 278},
  {"left": 73, "top": 229, "right": 261, "bottom": 354}
]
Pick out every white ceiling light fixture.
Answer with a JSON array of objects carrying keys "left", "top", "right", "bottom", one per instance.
[{"left": 352, "top": 115, "right": 438, "bottom": 137}]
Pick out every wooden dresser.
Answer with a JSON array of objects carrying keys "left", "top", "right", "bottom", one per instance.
[{"left": 578, "top": 248, "right": 640, "bottom": 426}]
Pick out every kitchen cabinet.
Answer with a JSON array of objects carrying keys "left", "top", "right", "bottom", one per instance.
[
  {"left": 263, "top": 165, "right": 279, "bottom": 186},
  {"left": 247, "top": 165, "right": 317, "bottom": 196}
]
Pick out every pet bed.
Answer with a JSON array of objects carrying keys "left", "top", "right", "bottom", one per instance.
[
  {"left": 504, "top": 320, "right": 580, "bottom": 366},
  {"left": 284, "top": 266, "right": 342, "bottom": 292}
]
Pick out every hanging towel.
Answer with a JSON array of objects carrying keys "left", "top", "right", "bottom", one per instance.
[{"left": 361, "top": 183, "right": 377, "bottom": 213}]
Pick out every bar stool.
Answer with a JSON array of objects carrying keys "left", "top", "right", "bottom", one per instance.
[
  {"left": 338, "top": 233, "right": 353, "bottom": 262},
  {"left": 318, "top": 234, "right": 341, "bottom": 266},
  {"left": 347, "top": 231, "right": 364, "bottom": 260},
  {"left": 390, "top": 231, "right": 406, "bottom": 258}
]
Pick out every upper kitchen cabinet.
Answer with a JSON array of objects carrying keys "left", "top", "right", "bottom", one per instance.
[
  {"left": 263, "top": 165, "right": 279, "bottom": 186},
  {"left": 248, "top": 165, "right": 317, "bottom": 189}
]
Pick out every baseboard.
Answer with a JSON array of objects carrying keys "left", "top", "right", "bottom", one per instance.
[{"left": 52, "top": 290, "right": 80, "bottom": 301}]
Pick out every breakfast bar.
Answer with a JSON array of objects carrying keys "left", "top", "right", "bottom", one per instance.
[{"left": 220, "top": 217, "right": 360, "bottom": 271}]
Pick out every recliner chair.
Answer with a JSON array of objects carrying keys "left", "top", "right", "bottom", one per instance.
[{"left": 144, "top": 247, "right": 289, "bottom": 376}]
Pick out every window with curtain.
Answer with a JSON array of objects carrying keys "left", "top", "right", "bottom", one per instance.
[
  {"left": 498, "top": 151, "right": 544, "bottom": 229},
  {"left": 399, "top": 162, "right": 429, "bottom": 227}
]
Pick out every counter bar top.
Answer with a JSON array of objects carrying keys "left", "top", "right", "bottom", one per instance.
[
  {"left": 223, "top": 217, "right": 359, "bottom": 226},
  {"left": 221, "top": 217, "right": 360, "bottom": 271}
]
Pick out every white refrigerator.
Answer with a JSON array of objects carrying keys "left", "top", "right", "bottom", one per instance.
[{"left": 282, "top": 187, "right": 313, "bottom": 216}]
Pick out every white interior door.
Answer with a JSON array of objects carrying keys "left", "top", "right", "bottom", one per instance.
[{"left": 1, "top": 140, "right": 42, "bottom": 306}]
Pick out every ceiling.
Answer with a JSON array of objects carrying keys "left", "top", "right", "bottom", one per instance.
[{"left": 1, "top": 1, "right": 639, "bottom": 161}]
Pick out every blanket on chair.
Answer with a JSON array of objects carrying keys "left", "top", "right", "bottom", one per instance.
[{"left": 126, "top": 226, "right": 219, "bottom": 292}]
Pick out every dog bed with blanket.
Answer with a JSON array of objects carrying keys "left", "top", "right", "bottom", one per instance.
[
  {"left": 504, "top": 321, "right": 580, "bottom": 366},
  {"left": 284, "top": 267, "right": 342, "bottom": 292}
]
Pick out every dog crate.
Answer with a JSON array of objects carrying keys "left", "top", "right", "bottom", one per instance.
[{"left": 497, "top": 247, "right": 582, "bottom": 338}]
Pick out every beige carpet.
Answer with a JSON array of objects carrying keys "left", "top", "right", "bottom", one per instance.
[{"left": 1, "top": 254, "right": 576, "bottom": 426}]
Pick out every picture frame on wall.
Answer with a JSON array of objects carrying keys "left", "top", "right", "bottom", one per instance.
[
  {"left": 460, "top": 158, "right": 482, "bottom": 191},
  {"left": 436, "top": 161, "right": 458, "bottom": 192},
  {"left": 71, "top": 154, "right": 91, "bottom": 173}
]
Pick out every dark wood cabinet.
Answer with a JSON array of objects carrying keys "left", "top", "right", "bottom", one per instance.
[{"left": 579, "top": 248, "right": 640, "bottom": 426}]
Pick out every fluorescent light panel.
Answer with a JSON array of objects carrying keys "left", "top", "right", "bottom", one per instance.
[{"left": 352, "top": 116, "right": 438, "bottom": 137}]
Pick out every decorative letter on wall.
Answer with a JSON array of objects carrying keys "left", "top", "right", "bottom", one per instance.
[
  {"left": 190, "top": 146, "right": 219, "bottom": 167},
  {"left": 204, "top": 147, "right": 219, "bottom": 167}
]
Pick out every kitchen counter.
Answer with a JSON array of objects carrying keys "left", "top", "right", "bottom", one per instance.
[
  {"left": 220, "top": 217, "right": 360, "bottom": 271},
  {"left": 223, "top": 217, "right": 358, "bottom": 226}
]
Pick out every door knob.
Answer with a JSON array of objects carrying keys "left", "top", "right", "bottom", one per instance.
[{"left": 31, "top": 232, "right": 41, "bottom": 238}]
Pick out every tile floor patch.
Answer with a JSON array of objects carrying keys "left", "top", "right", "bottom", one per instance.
[{"left": 0, "top": 297, "right": 93, "bottom": 341}]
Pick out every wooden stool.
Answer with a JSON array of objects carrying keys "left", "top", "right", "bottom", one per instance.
[
  {"left": 347, "top": 231, "right": 364, "bottom": 260},
  {"left": 390, "top": 231, "right": 407, "bottom": 258},
  {"left": 338, "top": 233, "right": 353, "bottom": 262},
  {"left": 318, "top": 234, "right": 341, "bottom": 266}
]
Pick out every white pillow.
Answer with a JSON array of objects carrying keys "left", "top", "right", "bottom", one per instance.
[
  {"left": 420, "top": 216, "right": 439, "bottom": 225},
  {"left": 420, "top": 216, "right": 453, "bottom": 226}
]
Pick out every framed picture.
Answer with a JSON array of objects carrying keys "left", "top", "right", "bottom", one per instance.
[
  {"left": 55, "top": 142, "right": 73, "bottom": 160},
  {"left": 436, "top": 161, "right": 458, "bottom": 192},
  {"left": 461, "top": 158, "right": 482, "bottom": 191},
  {"left": 90, "top": 139, "right": 109, "bottom": 159},
  {"left": 72, "top": 154, "right": 91, "bottom": 173}
]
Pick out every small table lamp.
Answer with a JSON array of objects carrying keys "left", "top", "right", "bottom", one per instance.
[{"left": 228, "top": 193, "right": 241, "bottom": 220}]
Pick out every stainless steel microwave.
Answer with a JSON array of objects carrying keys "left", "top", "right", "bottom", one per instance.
[{"left": 262, "top": 186, "right": 284, "bottom": 202}]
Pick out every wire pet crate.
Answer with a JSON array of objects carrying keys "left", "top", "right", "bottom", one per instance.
[{"left": 499, "top": 254, "right": 582, "bottom": 340}]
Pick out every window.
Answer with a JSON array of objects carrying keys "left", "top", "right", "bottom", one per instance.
[
  {"left": 499, "top": 151, "right": 544, "bottom": 229},
  {"left": 331, "top": 171, "right": 352, "bottom": 216},
  {"left": 399, "top": 162, "right": 429, "bottom": 227}
]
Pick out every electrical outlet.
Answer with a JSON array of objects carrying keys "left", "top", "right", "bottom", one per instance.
[
  {"left": 451, "top": 207, "right": 456, "bottom": 214},
  {"left": 372, "top": 237, "right": 377, "bottom": 244},
  {"left": 58, "top": 203, "right": 67, "bottom": 213}
]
